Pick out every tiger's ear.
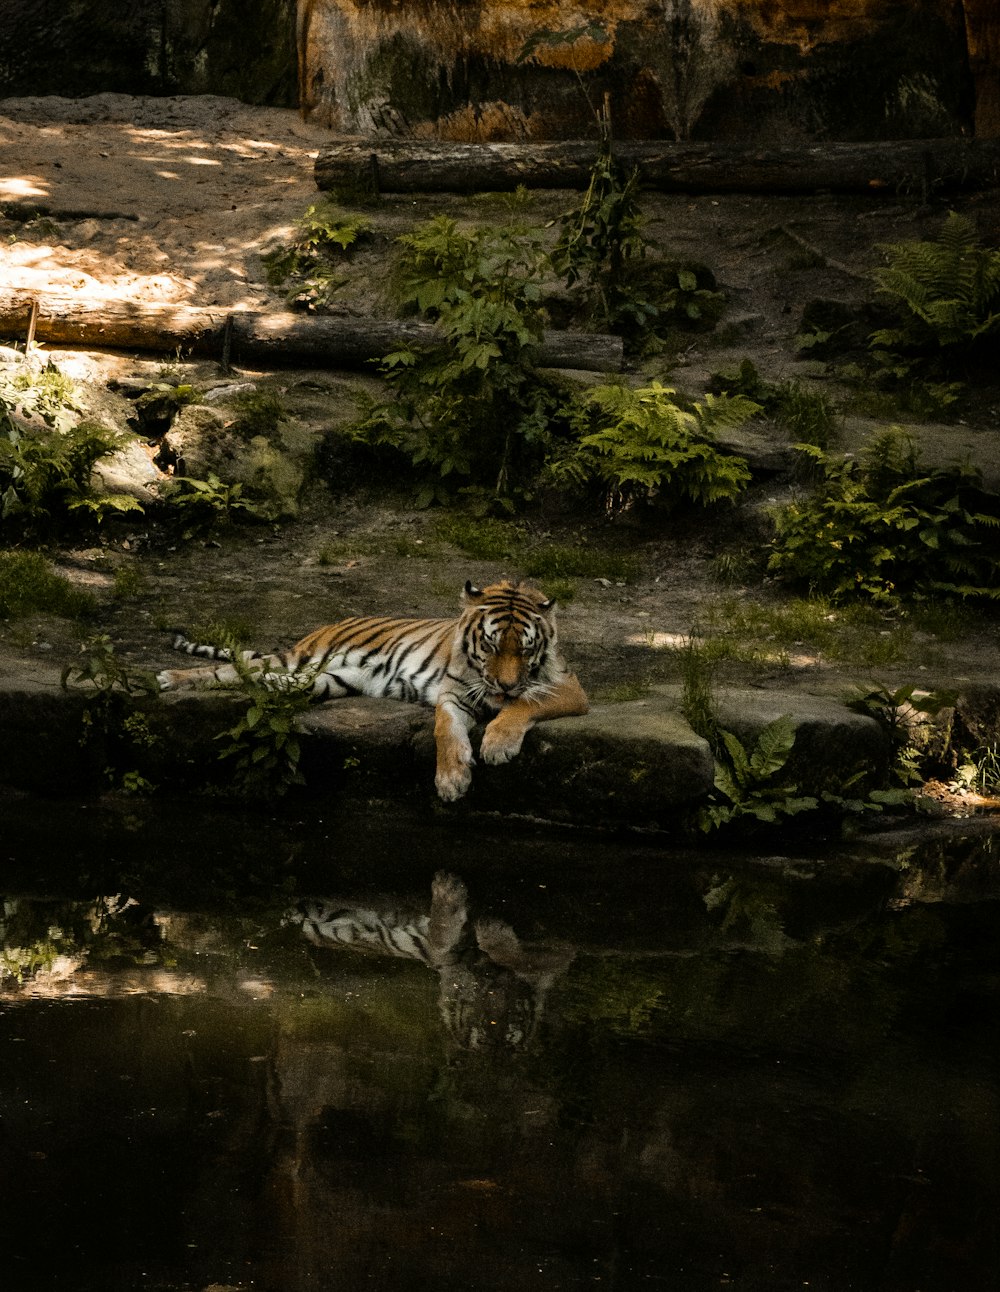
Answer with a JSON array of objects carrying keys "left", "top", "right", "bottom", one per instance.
[
  {"left": 539, "top": 597, "right": 556, "bottom": 613},
  {"left": 462, "top": 580, "right": 483, "bottom": 605}
]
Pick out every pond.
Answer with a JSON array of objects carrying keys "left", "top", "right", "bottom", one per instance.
[{"left": 1, "top": 798, "right": 998, "bottom": 1292}]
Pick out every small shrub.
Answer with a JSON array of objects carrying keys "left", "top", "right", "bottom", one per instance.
[
  {"left": 846, "top": 683, "right": 955, "bottom": 788},
  {"left": 709, "top": 359, "right": 837, "bottom": 447},
  {"left": 699, "top": 716, "right": 818, "bottom": 833},
  {"left": 211, "top": 631, "right": 316, "bottom": 801},
  {"left": 768, "top": 431, "right": 1000, "bottom": 604},
  {"left": 551, "top": 136, "right": 651, "bottom": 336},
  {"left": 164, "top": 473, "right": 260, "bottom": 536},
  {"left": 1, "top": 383, "right": 142, "bottom": 536},
  {"left": 350, "top": 216, "right": 559, "bottom": 507},
  {"left": 61, "top": 635, "right": 160, "bottom": 793}
]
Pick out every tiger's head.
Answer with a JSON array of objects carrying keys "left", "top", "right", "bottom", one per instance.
[{"left": 460, "top": 580, "right": 556, "bottom": 703}]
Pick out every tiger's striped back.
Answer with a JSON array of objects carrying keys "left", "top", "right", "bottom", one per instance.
[{"left": 287, "top": 901, "right": 435, "bottom": 963}]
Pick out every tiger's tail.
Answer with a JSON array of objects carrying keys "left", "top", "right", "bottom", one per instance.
[
  {"left": 166, "top": 629, "right": 249, "bottom": 663},
  {"left": 158, "top": 629, "right": 278, "bottom": 691}
]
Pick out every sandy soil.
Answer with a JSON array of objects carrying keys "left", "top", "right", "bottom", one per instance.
[{"left": 2, "top": 94, "right": 1000, "bottom": 704}]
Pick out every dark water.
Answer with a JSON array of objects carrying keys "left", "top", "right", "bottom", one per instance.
[{"left": 1, "top": 799, "right": 998, "bottom": 1292}]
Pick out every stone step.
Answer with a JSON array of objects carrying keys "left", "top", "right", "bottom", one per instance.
[{"left": 1, "top": 669, "right": 908, "bottom": 831}]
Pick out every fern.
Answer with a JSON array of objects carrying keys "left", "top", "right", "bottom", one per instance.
[
  {"left": 553, "top": 381, "right": 757, "bottom": 512},
  {"left": 262, "top": 200, "right": 372, "bottom": 311},
  {"left": 871, "top": 211, "right": 1000, "bottom": 368}
]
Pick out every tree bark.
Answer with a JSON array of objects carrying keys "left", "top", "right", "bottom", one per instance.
[
  {"left": 315, "top": 137, "right": 1000, "bottom": 196},
  {"left": 0, "top": 293, "right": 623, "bottom": 373}
]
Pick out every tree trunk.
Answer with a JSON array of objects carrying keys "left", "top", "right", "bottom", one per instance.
[
  {"left": 0, "top": 294, "right": 623, "bottom": 373},
  {"left": 315, "top": 137, "right": 1000, "bottom": 196}
]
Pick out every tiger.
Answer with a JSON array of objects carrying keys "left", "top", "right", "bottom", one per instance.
[
  {"left": 156, "top": 579, "right": 589, "bottom": 801},
  {"left": 285, "top": 871, "right": 574, "bottom": 1052}
]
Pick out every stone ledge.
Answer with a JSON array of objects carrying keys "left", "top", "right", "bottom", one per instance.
[{"left": 0, "top": 677, "right": 908, "bottom": 829}]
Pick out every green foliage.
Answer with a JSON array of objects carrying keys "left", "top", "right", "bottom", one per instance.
[
  {"left": 551, "top": 139, "right": 651, "bottom": 335},
  {"left": 1, "top": 373, "right": 142, "bottom": 535},
  {"left": 262, "top": 200, "right": 373, "bottom": 311},
  {"left": 699, "top": 715, "right": 819, "bottom": 832},
  {"left": 709, "top": 358, "right": 838, "bottom": 448},
  {"left": 350, "top": 216, "right": 561, "bottom": 507},
  {"left": 164, "top": 472, "right": 259, "bottom": 535},
  {"left": 639, "top": 261, "right": 727, "bottom": 334},
  {"left": 61, "top": 633, "right": 158, "bottom": 699},
  {"left": 0, "top": 550, "right": 95, "bottom": 620},
  {"left": 61, "top": 635, "right": 160, "bottom": 793},
  {"left": 548, "top": 381, "right": 757, "bottom": 513},
  {"left": 870, "top": 211, "right": 1000, "bottom": 372},
  {"left": 133, "top": 382, "right": 197, "bottom": 432},
  {"left": 679, "top": 636, "right": 722, "bottom": 747},
  {"left": 213, "top": 633, "right": 316, "bottom": 801},
  {"left": 768, "top": 431, "right": 1000, "bottom": 604},
  {"left": 846, "top": 683, "right": 954, "bottom": 788},
  {"left": 551, "top": 138, "right": 724, "bottom": 345}
]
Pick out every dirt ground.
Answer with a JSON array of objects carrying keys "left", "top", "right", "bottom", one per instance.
[{"left": 2, "top": 93, "right": 1000, "bottom": 703}]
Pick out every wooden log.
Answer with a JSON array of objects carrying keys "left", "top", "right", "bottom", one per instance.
[
  {"left": 0, "top": 293, "right": 623, "bottom": 373},
  {"left": 315, "top": 137, "right": 1000, "bottom": 196}
]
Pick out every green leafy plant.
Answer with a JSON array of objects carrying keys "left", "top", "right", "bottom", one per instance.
[
  {"left": 699, "top": 715, "right": 818, "bottom": 832},
  {"left": 164, "top": 472, "right": 259, "bottom": 535},
  {"left": 262, "top": 200, "right": 373, "bottom": 311},
  {"left": 213, "top": 632, "right": 316, "bottom": 800},
  {"left": 549, "top": 381, "right": 757, "bottom": 513},
  {"left": 870, "top": 211, "right": 1000, "bottom": 373},
  {"left": 768, "top": 431, "right": 1000, "bottom": 604},
  {"left": 709, "top": 358, "right": 838, "bottom": 448},
  {"left": 846, "top": 683, "right": 955, "bottom": 788},
  {"left": 1, "top": 390, "right": 142, "bottom": 536},
  {"left": 551, "top": 128, "right": 651, "bottom": 336},
  {"left": 61, "top": 635, "right": 160, "bottom": 793},
  {"left": 350, "top": 216, "right": 561, "bottom": 507},
  {"left": 132, "top": 382, "right": 198, "bottom": 434}
]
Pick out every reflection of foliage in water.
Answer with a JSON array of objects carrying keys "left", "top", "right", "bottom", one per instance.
[{"left": 0, "top": 894, "right": 161, "bottom": 986}]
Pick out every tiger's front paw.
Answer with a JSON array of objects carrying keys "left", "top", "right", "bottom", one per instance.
[
  {"left": 480, "top": 720, "right": 526, "bottom": 766},
  {"left": 435, "top": 746, "right": 475, "bottom": 802}
]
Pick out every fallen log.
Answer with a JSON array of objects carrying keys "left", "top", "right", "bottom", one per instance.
[
  {"left": 0, "top": 293, "right": 623, "bottom": 373},
  {"left": 315, "top": 137, "right": 1000, "bottom": 196}
]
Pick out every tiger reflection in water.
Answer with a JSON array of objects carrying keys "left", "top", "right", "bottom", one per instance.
[{"left": 285, "top": 872, "right": 572, "bottom": 1052}]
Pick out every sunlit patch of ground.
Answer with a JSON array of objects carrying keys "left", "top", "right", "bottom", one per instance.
[{"left": 0, "top": 95, "right": 336, "bottom": 312}]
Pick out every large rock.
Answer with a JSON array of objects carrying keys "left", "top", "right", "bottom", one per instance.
[
  {"left": 710, "top": 688, "right": 890, "bottom": 797},
  {"left": 299, "top": 0, "right": 975, "bottom": 142}
]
